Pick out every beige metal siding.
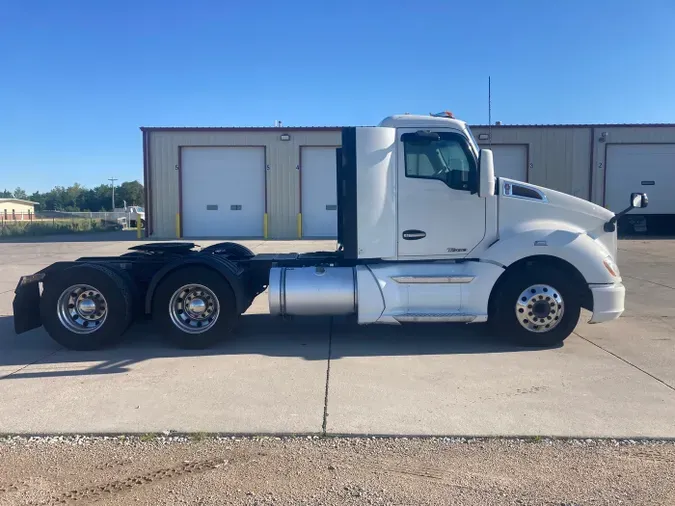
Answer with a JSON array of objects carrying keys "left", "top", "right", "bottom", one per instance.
[
  {"left": 589, "top": 126, "right": 675, "bottom": 205},
  {"left": 471, "top": 126, "right": 592, "bottom": 199},
  {"left": 148, "top": 130, "right": 341, "bottom": 239},
  {"left": 149, "top": 124, "right": 675, "bottom": 239}
]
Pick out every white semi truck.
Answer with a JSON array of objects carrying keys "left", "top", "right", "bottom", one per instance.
[
  {"left": 114, "top": 205, "right": 146, "bottom": 228},
  {"left": 13, "top": 113, "right": 647, "bottom": 350}
]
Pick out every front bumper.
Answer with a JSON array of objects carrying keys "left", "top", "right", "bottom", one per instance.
[{"left": 588, "top": 282, "right": 625, "bottom": 323}]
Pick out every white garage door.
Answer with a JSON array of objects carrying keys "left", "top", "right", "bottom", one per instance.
[
  {"left": 481, "top": 144, "right": 527, "bottom": 181},
  {"left": 606, "top": 144, "right": 675, "bottom": 214},
  {"left": 181, "top": 147, "right": 265, "bottom": 237},
  {"left": 301, "top": 146, "right": 338, "bottom": 237}
]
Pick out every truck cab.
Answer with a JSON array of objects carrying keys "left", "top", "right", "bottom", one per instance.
[
  {"left": 327, "top": 113, "right": 645, "bottom": 343},
  {"left": 12, "top": 113, "right": 648, "bottom": 351}
]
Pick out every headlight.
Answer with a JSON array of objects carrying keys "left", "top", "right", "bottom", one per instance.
[{"left": 603, "top": 256, "right": 620, "bottom": 277}]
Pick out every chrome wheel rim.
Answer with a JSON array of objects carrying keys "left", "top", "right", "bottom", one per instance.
[
  {"left": 169, "top": 284, "right": 219, "bottom": 334},
  {"left": 515, "top": 284, "right": 564, "bottom": 333},
  {"left": 57, "top": 284, "right": 108, "bottom": 334}
]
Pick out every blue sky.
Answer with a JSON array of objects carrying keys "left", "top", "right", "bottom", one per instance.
[{"left": 1, "top": 0, "right": 674, "bottom": 193}]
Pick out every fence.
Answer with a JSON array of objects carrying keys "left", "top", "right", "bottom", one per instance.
[
  {"left": 1, "top": 210, "right": 35, "bottom": 222},
  {"left": 1, "top": 210, "right": 133, "bottom": 229},
  {"left": 47, "top": 210, "right": 132, "bottom": 227}
]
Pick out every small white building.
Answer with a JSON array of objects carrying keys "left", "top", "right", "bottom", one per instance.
[
  {"left": 0, "top": 198, "right": 38, "bottom": 221},
  {"left": 142, "top": 119, "right": 675, "bottom": 239}
]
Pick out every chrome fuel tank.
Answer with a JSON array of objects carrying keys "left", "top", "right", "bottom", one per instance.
[{"left": 268, "top": 266, "right": 357, "bottom": 316}]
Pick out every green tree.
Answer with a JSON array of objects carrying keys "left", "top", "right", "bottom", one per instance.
[
  {"left": 5, "top": 180, "right": 143, "bottom": 212},
  {"left": 87, "top": 184, "right": 112, "bottom": 211},
  {"left": 13, "top": 187, "right": 28, "bottom": 199},
  {"left": 29, "top": 191, "right": 47, "bottom": 211},
  {"left": 45, "top": 186, "right": 68, "bottom": 211},
  {"left": 66, "top": 183, "right": 85, "bottom": 209},
  {"left": 117, "top": 180, "right": 144, "bottom": 207}
]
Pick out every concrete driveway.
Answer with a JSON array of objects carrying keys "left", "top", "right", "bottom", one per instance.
[{"left": 0, "top": 234, "right": 674, "bottom": 437}]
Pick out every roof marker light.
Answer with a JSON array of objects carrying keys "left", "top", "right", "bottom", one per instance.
[{"left": 431, "top": 111, "right": 455, "bottom": 118}]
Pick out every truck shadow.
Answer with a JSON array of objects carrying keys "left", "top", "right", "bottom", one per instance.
[{"left": 0, "top": 314, "right": 553, "bottom": 380}]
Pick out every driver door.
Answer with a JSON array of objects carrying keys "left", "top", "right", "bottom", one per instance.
[{"left": 397, "top": 129, "right": 486, "bottom": 258}]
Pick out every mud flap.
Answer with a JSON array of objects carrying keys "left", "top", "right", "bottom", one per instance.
[{"left": 13, "top": 274, "right": 44, "bottom": 334}]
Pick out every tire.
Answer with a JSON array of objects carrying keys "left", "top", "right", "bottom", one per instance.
[
  {"left": 152, "top": 266, "right": 239, "bottom": 349},
  {"left": 200, "top": 242, "right": 254, "bottom": 258},
  {"left": 130, "top": 220, "right": 137, "bottom": 228},
  {"left": 40, "top": 264, "right": 133, "bottom": 350},
  {"left": 140, "top": 219, "right": 146, "bottom": 229},
  {"left": 489, "top": 265, "right": 581, "bottom": 347}
]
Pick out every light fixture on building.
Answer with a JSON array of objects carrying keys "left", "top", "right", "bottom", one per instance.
[
  {"left": 599, "top": 132, "right": 608, "bottom": 143},
  {"left": 280, "top": 133, "right": 291, "bottom": 141},
  {"left": 478, "top": 133, "right": 490, "bottom": 141}
]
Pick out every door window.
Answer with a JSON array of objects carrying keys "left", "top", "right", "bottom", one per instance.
[{"left": 402, "top": 132, "right": 476, "bottom": 192}]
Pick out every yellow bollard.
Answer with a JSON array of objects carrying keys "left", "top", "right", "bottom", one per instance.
[
  {"left": 263, "top": 213, "right": 268, "bottom": 239},
  {"left": 175, "top": 213, "right": 181, "bottom": 238},
  {"left": 136, "top": 215, "right": 142, "bottom": 239},
  {"left": 297, "top": 213, "right": 302, "bottom": 238}
]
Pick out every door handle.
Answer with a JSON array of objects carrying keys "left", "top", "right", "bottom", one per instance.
[{"left": 402, "top": 230, "right": 426, "bottom": 240}]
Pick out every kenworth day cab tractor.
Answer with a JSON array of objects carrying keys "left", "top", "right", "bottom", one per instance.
[{"left": 13, "top": 113, "right": 648, "bottom": 351}]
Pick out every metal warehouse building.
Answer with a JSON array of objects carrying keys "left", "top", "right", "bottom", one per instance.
[{"left": 142, "top": 120, "right": 675, "bottom": 239}]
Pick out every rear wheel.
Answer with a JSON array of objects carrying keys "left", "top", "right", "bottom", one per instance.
[
  {"left": 152, "top": 266, "right": 239, "bottom": 349},
  {"left": 490, "top": 266, "right": 581, "bottom": 347},
  {"left": 40, "top": 264, "right": 133, "bottom": 350}
]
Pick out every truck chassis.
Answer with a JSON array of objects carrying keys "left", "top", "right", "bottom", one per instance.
[{"left": 13, "top": 242, "right": 372, "bottom": 350}]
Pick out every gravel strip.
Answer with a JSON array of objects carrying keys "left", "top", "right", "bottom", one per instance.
[{"left": 1, "top": 436, "right": 674, "bottom": 505}]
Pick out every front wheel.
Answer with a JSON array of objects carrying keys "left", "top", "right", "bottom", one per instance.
[
  {"left": 152, "top": 266, "right": 239, "bottom": 349},
  {"left": 490, "top": 266, "right": 581, "bottom": 347}
]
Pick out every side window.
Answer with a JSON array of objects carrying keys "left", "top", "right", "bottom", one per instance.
[{"left": 402, "top": 132, "right": 476, "bottom": 192}]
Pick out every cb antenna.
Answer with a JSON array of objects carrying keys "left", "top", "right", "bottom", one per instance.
[{"left": 488, "top": 76, "right": 492, "bottom": 148}]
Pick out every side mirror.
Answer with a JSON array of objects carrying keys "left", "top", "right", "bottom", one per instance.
[
  {"left": 478, "top": 149, "right": 495, "bottom": 198},
  {"left": 630, "top": 192, "right": 648, "bottom": 209},
  {"left": 604, "top": 192, "right": 648, "bottom": 232}
]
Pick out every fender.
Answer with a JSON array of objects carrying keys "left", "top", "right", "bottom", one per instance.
[
  {"left": 481, "top": 223, "right": 616, "bottom": 285},
  {"left": 144, "top": 254, "right": 250, "bottom": 314}
]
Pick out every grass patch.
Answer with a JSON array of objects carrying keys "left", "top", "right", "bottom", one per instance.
[
  {"left": 140, "top": 433, "right": 157, "bottom": 442},
  {"left": 0, "top": 219, "right": 121, "bottom": 238}
]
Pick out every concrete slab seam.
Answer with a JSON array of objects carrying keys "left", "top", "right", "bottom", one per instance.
[
  {"left": 321, "top": 317, "right": 333, "bottom": 436},
  {"left": 0, "top": 347, "right": 64, "bottom": 381},
  {"left": 618, "top": 246, "right": 674, "bottom": 260},
  {"left": 621, "top": 274, "right": 675, "bottom": 291},
  {"left": 574, "top": 332, "right": 675, "bottom": 393}
]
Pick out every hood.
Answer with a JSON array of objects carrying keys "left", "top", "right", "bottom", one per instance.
[{"left": 498, "top": 178, "right": 617, "bottom": 258}]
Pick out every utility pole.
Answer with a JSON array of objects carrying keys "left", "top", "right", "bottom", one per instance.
[{"left": 108, "top": 177, "right": 118, "bottom": 211}]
